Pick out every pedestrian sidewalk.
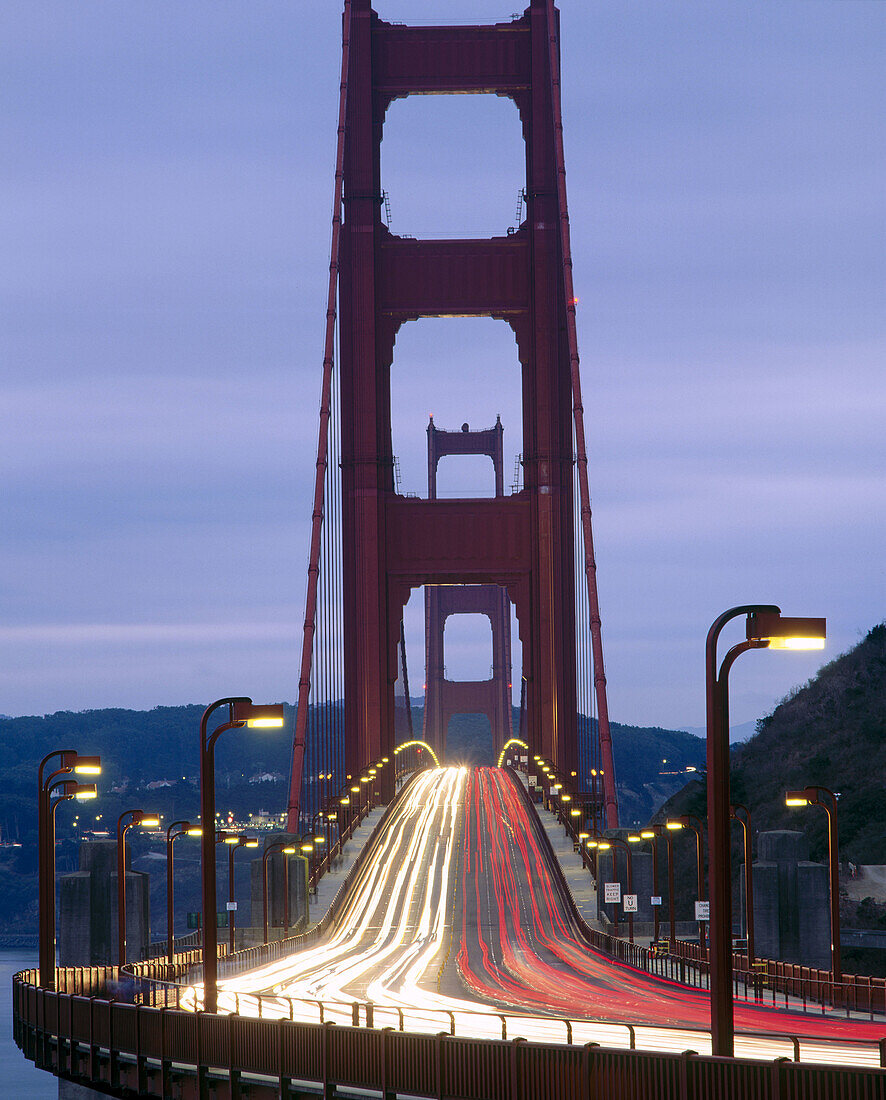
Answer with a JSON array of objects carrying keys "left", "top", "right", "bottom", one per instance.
[
  {"left": 517, "top": 774, "right": 600, "bottom": 927},
  {"left": 306, "top": 805, "right": 387, "bottom": 929}
]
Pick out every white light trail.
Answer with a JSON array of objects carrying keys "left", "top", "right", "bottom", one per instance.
[{"left": 180, "top": 767, "right": 883, "bottom": 1069}]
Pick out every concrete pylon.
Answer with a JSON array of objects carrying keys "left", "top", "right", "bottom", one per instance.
[
  {"left": 58, "top": 838, "right": 149, "bottom": 967},
  {"left": 741, "top": 830, "right": 831, "bottom": 969},
  {"left": 250, "top": 833, "right": 309, "bottom": 942},
  {"left": 57, "top": 838, "right": 150, "bottom": 1098}
]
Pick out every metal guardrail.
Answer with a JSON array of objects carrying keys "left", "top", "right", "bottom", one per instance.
[
  {"left": 667, "top": 937, "right": 886, "bottom": 1017},
  {"left": 513, "top": 771, "right": 886, "bottom": 1021},
  {"left": 212, "top": 770, "right": 420, "bottom": 982},
  {"left": 13, "top": 967, "right": 886, "bottom": 1100},
  {"left": 146, "top": 928, "right": 202, "bottom": 959},
  {"left": 13, "top": 769, "right": 886, "bottom": 1096}
]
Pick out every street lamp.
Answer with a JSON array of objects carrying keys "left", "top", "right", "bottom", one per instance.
[
  {"left": 590, "top": 769, "right": 599, "bottom": 834},
  {"left": 116, "top": 809, "right": 160, "bottom": 965},
  {"left": 706, "top": 605, "right": 825, "bottom": 1057},
  {"left": 220, "top": 834, "right": 259, "bottom": 953},
  {"left": 729, "top": 804, "right": 754, "bottom": 968},
  {"left": 637, "top": 830, "right": 663, "bottom": 942},
  {"left": 311, "top": 810, "right": 331, "bottom": 871},
  {"left": 260, "top": 836, "right": 294, "bottom": 941},
  {"left": 200, "top": 697, "right": 284, "bottom": 1013},
  {"left": 38, "top": 751, "right": 102, "bottom": 989},
  {"left": 262, "top": 841, "right": 296, "bottom": 944},
  {"left": 785, "top": 786, "right": 841, "bottom": 983},
  {"left": 669, "top": 815, "right": 707, "bottom": 950},
  {"left": 300, "top": 839, "right": 317, "bottom": 885},
  {"left": 47, "top": 780, "right": 97, "bottom": 985},
  {"left": 166, "top": 821, "right": 201, "bottom": 968},
  {"left": 643, "top": 825, "right": 675, "bottom": 947},
  {"left": 597, "top": 835, "right": 635, "bottom": 943},
  {"left": 633, "top": 827, "right": 669, "bottom": 941}
]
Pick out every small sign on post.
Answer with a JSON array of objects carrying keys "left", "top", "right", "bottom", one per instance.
[
  {"left": 650, "top": 896, "right": 662, "bottom": 907},
  {"left": 694, "top": 900, "right": 710, "bottom": 921},
  {"left": 623, "top": 894, "right": 638, "bottom": 913},
  {"left": 604, "top": 882, "right": 622, "bottom": 904},
  {"left": 226, "top": 901, "right": 238, "bottom": 912}
]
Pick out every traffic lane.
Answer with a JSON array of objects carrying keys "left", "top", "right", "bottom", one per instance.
[
  {"left": 216, "top": 767, "right": 465, "bottom": 1004},
  {"left": 457, "top": 767, "right": 886, "bottom": 1043}
]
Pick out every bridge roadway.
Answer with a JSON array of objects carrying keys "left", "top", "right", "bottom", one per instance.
[{"left": 187, "top": 767, "right": 885, "bottom": 1068}]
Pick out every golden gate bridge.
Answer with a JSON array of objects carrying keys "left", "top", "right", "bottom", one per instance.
[{"left": 13, "top": 3, "right": 885, "bottom": 1097}]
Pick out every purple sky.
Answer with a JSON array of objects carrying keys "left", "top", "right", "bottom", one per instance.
[{"left": 2, "top": 1, "right": 884, "bottom": 736}]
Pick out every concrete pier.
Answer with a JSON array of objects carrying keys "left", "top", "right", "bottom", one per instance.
[
  {"left": 57, "top": 838, "right": 150, "bottom": 1098},
  {"left": 743, "top": 830, "right": 831, "bottom": 970}
]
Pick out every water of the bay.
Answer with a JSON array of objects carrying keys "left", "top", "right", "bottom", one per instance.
[{"left": 1, "top": 949, "right": 57, "bottom": 1098}]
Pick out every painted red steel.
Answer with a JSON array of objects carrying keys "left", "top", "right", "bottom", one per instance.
[
  {"left": 14, "top": 969, "right": 886, "bottom": 1100},
  {"left": 286, "top": 0, "right": 353, "bottom": 830},
  {"left": 339, "top": 0, "right": 588, "bottom": 787},
  {"left": 423, "top": 417, "right": 513, "bottom": 759},
  {"left": 459, "top": 768, "right": 886, "bottom": 1044},
  {"left": 543, "top": 0, "right": 618, "bottom": 827}
]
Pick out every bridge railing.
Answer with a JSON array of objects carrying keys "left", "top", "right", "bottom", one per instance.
[
  {"left": 306, "top": 775, "right": 379, "bottom": 890},
  {"left": 145, "top": 928, "right": 202, "bottom": 960},
  {"left": 303, "top": 757, "right": 417, "bottom": 892},
  {"left": 667, "top": 937, "right": 886, "bottom": 1017},
  {"left": 117, "top": 770, "right": 422, "bottom": 1000},
  {"left": 13, "top": 966, "right": 886, "bottom": 1100},
  {"left": 509, "top": 771, "right": 886, "bottom": 1022}
]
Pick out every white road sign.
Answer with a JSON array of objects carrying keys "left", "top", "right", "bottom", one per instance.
[
  {"left": 623, "top": 894, "right": 638, "bottom": 913},
  {"left": 604, "top": 882, "right": 622, "bottom": 904},
  {"left": 650, "top": 896, "right": 662, "bottom": 907},
  {"left": 694, "top": 900, "right": 710, "bottom": 921}
]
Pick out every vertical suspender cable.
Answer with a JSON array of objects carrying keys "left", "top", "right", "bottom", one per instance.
[
  {"left": 287, "top": 0, "right": 352, "bottom": 832},
  {"left": 546, "top": 0, "right": 618, "bottom": 827},
  {"left": 333, "top": 333, "right": 344, "bottom": 787}
]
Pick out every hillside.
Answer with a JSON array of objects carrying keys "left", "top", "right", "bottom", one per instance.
[{"left": 729, "top": 622, "right": 886, "bottom": 864}]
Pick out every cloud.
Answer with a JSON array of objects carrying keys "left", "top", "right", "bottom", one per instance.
[{"left": 2, "top": 0, "right": 883, "bottom": 729}]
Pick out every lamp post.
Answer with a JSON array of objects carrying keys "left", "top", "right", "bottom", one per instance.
[
  {"left": 116, "top": 809, "right": 160, "bottom": 965},
  {"left": 670, "top": 815, "right": 707, "bottom": 951},
  {"left": 200, "top": 697, "right": 285, "bottom": 1013},
  {"left": 729, "top": 804, "right": 754, "bottom": 968},
  {"left": 644, "top": 825, "right": 676, "bottom": 947},
  {"left": 590, "top": 769, "right": 599, "bottom": 834},
  {"left": 47, "top": 780, "right": 97, "bottom": 984},
  {"left": 166, "top": 821, "right": 201, "bottom": 968},
  {"left": 262, "top": 841, "right": 296, "bottom": 943},
  {"left": 639, "top": 829, "right": 663, "bottom": 942},
  {"left": 300, "top": 839, "right": 316, "bottom": 884},
  {"left": 706, "top": 606, "right": 825, "bottom": 1057},
  {"left": 310, "top": 810, "right": 329, "bottom": 874},
  {"left": 221, "top": 834, "right": 259, "bottom": 953},
  {"left": 568, "top": 805, "right": 583, "bottom": 847},
  {"left": 598, "top": 835, "right": 635, "bottom": 943},
  {"left": 336, "top": 789, "right": 353, "bottom": 850},
  {"left": 785, "top": 785, "right": 841, "bottom": 983},
  {"left": 38, "top": 751, "right": 102, "bottom": 989}
]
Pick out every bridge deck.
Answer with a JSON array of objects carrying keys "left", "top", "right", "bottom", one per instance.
[{"left": 199, "top": 767, "right": 885, "bottom": 1067}]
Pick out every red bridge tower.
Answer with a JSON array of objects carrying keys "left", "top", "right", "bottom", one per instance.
[
  {"left": 422, "top": 417, "right": 514, "bottom": 761},
  {"left": 290, "top": 0, "right": 618, "bottom": 829},
  {"left": 341, "top": 0, "right": 580, "bottom": 794}
]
